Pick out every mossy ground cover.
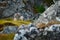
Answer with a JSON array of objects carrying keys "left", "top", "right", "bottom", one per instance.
[
  {"left": 0, "top": 18, "right": 31, "bottom": 40},
  {"left": 0, "top": 33, "right": 14, "bottom": 40},
  {"left": 0, "top": 18, "right": 31, "bottom": 31},
  {"left": 0, "top": 18, "right": 31, "bottom": 26}
]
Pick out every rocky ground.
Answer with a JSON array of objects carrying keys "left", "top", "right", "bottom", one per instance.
[{"left": 0, "top": 0, "right": 60, "bottom": 40}]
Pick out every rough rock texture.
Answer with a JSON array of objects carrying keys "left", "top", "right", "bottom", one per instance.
[
  {"left": 2, "top": 26, "right": 18, "bottom": 34},
  {"left": 0, "top": 0, "right": 30, "bottom": 18},
  {"left": 0, "top": 0, "right": 45, "bottom": 20},
  {"left": 34, "top": 0, "right": 60, "bottom": 25},
  {"left": 2, "top": 0, "right": 25, "bottom": 17}
]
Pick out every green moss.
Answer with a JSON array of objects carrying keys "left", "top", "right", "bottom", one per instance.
[{"left": 34, "top": 5, "right": 45, "bottom": 13}]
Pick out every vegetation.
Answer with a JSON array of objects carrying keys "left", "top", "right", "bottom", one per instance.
[
  {"left": 0, "top": 18, "right": 31, "bottom": 40},
  {"left": 0, "top": 18, "right": 31, "bottom": 31},
  {"left": 0, "top": 33, "right": 14, "bottom": 40},
  {"left": 0, "top": 18, "right": 31, "bottom": 26},
  {"left": 34, "top": 5, "right": 45, "bottom": 13}
]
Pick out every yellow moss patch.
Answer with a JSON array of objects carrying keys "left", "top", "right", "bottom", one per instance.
[
  {"left": 0, "top": 18, "right": 31, "bottom": 40},
  {"left": 0, "top": 19, "right": 31, "bottom": 26},
  {"left": 0, "top": 18, "right": 31, "bottom": 31}
]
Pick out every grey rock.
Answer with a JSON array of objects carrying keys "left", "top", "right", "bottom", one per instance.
[
  {"left": 44, "top": 24, "right": 60, "bottom": 32},
  {"left": 34, "top": 0, "right": 60, "bottom": 25},
  {"left": 2, "top": 0, "right": 35, "bottom": 20},
  {"left": 2, "top": 26, "right": 18, "bottom": 34}
]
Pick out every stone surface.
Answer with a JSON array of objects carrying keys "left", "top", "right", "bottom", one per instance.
[
  {"left": 34, "top": 0, "right": 60, "bottom": 25},
  {"left": 2, "top": 0, "right": 34, "bottom": 20},
  {"left": 2, "top": 26, "right": 18, "bottom": 34}
]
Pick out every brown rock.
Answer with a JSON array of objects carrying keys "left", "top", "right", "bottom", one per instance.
[{"left": 36, "top": 23, "right": 47, "bottom": 29}]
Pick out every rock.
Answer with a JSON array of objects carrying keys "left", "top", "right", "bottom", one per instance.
[
  {"left": 44, "top": 24, "right": 60, "bottom": 32},
  {"left": 1, "top": 0, "right": 42, "bottom": 20},
  {"left": 56, "top": 17, "right": 60, "bottom": 21},
  {"left": 18, "top": 24, "right": 26, "bottom": 30},
  {"left": 36, "top": 23, "right": 47, "bottom": 29},
  {"left": 34, "top": 15, "right": 49, "bottom": 25},
  {"left": 34, "top": 0, "right": 60, "bottom": 26},
  {"left": 2, "top": 26, "right": 18, "bottom": 34},
  {"left": 13, "top": 13, "right": 21, "bottom": 21},
  {"left": 14, "top": 25, "right": 29, "bottom": 40},
  {"left": 14, "top": 33, "right": 28, "bottom": 40},
  {"left": 14, "top": 23, "right": 40, "bottom": 40},
  {"left": 2, "top": 0, "right": 35, "bottom": 20}
]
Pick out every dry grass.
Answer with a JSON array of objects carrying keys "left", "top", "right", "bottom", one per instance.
[{"left": 0, "top": 33, "right": 14, "bottom": 40}]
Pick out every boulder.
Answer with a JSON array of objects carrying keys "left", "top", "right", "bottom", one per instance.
[
  {"left": 34, "top": 0, "right": 60, "bottom": 27},
  {"left": 2, "top": 26, "right": 18, "bottom": 34}
]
